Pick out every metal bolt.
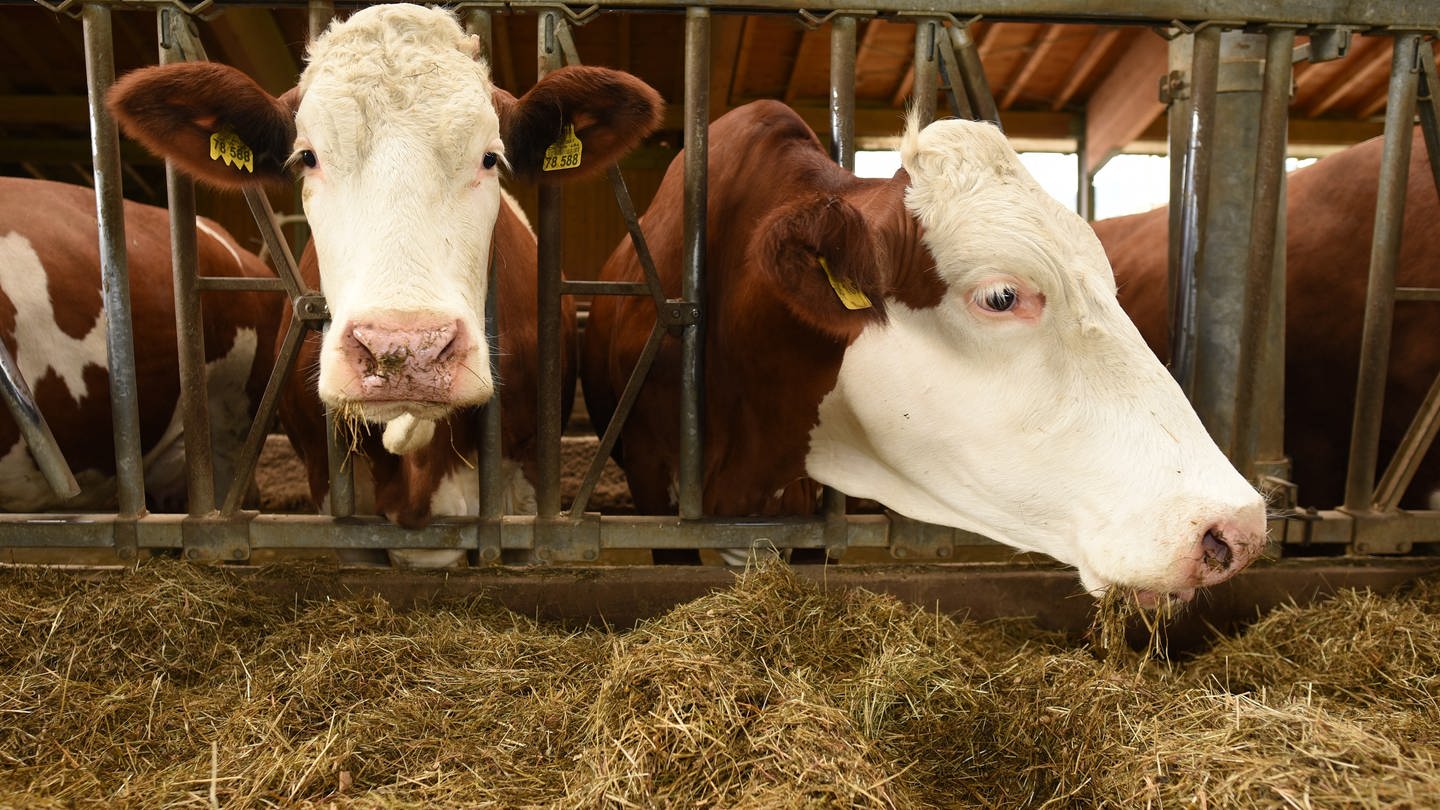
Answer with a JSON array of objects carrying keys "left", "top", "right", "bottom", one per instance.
[
  {"left": 937, "top": 546, "right": 952, "bottom": 558},
  {"left": 118, "top": 547, "right": 136, "bottom": 561},
  {"left": 232, "top": 549, "right": 247, "bottom": 560},
  {"left": 671, "top": 307, "right": 682, "bottom": 320},
  {"left": 583, "top": 550, "right": 598, "bottom": 561},
  {"left": 480, "top": 546, "right": 499, "bottom": 563},
  {"left": 186, "top": 548, "right": 201, "bottom": 560},
  {"left": 894, "top": 547, "right": 909, "bottom": 558}
]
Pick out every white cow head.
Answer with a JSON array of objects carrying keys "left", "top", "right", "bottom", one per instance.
[
  {"left": 804, "top": 115, "right": 1267, "bottom": 600},
  {"left": 110, "top": 4, "right": 662, "bottom": 452}
]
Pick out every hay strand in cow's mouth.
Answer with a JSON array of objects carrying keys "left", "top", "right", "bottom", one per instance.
[{"left": 1, "top": 559, "right": 1437, "bottom": 808}]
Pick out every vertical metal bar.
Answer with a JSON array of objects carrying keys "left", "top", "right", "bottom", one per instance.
[
  {"left": 949, "top": 24, "right": 1001, "bottom": 128},
  {"left": 0, "top": 343, "right": 79, "bottom": 499},
  {"left": 911, "top": 20, "right": 938, "bottom": 127},
  {"left": 535, "top": 10, "right": 564, "bottom": 519},
  {"left": 829, "top": 15, "right": 856, "bottom": 171},
  {"left": 323, "top": 402, "right": 354, "bottom": 518},
  {"left": 83, "top": 3, "right": 146, "bottom": 517},
  {"left": 1344, "top": 32, "right": 1422, "bottom": 512},
  {"left": 1169, "top": 24, "right": 1221, "bottom": 398},
  {"left": 1230, "top": 27, "right": 1295, "bottom": 478},
  {"left": 160, "top": 10, "right": 216, "bottom": 515},
  {"left": 934, "top": 23, "right": 976, "bottom": 121},
  {"left": 1417, "top": 43, "right": 1440, "bottom": 202},
  {"left": 307, "top": 0, "right": 334, "bottom": 42},
  {"left": 1075, "top": 112, "right": 1094, "bottom": 220},
  {"left": 679, "top": 6, "right": 710, "bottom": 520},
  {"left": 464, "top": 9, "right": 502, "bottom": 523}
]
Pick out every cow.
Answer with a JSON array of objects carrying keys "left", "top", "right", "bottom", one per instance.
[
  {"left": 0, "top": 176, "right": 280, "bottom": 513},
  {"left": 581, "top": 100, "right": 1267, "bottom": 601},
  {"left": 1096, "top": 127, "right": 1440, "bottom": 511},
  {"left": 108, "top": 4, "right": 662, "bottom": 564}
]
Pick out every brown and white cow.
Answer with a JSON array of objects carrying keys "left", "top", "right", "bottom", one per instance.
[
  {"left": 108, "top": 4, "right": 662, "bottom": 560},
  {"left": 1097, "top": 127, "right": 1440, "bottom": 510},
  {"left": 0, "top": 176, "right": 280, "bottom": 512},
  {"left": 582, "top": 100, "right": 1267, "bottom": 600}
]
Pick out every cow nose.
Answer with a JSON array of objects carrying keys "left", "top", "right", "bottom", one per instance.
[
  {"left": 341, "top": 317, "right": 467, "bottom": 400},
  {"left": 1201, "top": 528, "right": 1231, "bottom": 571}
]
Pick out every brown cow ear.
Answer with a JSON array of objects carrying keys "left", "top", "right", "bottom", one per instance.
[
  {"left": 753, "top": 193, "right": 888, "bottom": 340},
  {"left": 499, "top": 65, "right": 662, "bottom": 182},
  {"left": 108, "top": 62, "right": 297, "bottom": 189}
]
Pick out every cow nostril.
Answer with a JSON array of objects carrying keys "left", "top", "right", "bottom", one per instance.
[{"left": 1201, "top": 529, "right": 1232, "bottom": 571}]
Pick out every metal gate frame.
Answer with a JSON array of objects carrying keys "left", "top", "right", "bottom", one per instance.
[{"left": 4, "top": 0, "right": 1440, "bottom": 566}]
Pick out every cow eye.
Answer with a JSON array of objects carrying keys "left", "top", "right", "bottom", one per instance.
[
  {"left": 980, "top": 285, "right": 1018, "bottom": 312},
  {"left": 299, "top": 149, "right": 318, "bottom": 169},
  {"left": 482, "top": 152, "right": 499, "bottom": 170}
]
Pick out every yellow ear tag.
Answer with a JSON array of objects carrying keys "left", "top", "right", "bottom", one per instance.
[
  {"left": 819, "top": 257, "right": 873, "bottom": 310},
  {"left": 209, "top": 126, "right": 255, "bottom": 173},
  {"left": 542, "top": 124, "right": 583, "bottom": 172}
]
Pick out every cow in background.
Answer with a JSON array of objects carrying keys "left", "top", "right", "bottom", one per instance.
[
  {"left": 1096, "top": 128, "right": 1440, "bottom": 510},
  {"left": 109, "top": 4, "right": 662, "bottom": 564},
  {"left": 0, "top": 176, "right": 280, "bottom": 512},
  {"left": 583, "top": 100, "right": 1266, "bottom": 602}
]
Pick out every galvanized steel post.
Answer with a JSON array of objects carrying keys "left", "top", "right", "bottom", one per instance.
[
  {"left": 829, "top": 15, "right": 857, "bottom": 171},
  {"left": 160, "top": 9, "right": 216, "bottom": 515},
  {"left": 0, "top": 344, "right": 79, "bottom": 500},
  {"left": 948, "top": 24, "right": 1001, "bottom": 128},
  {"left": 1168, "top": 25, "right": 1221, "bottom": 400},
  {"left": 679, "top": 6, "right": 710, "bottom": 520},
  {"left": 83, "top": 2, "right": 146, "bottom": 518},
  {"left": 536, "top": 10, "right": 565, "bottom": 518},
  {"left": 911, "top": 19, "right": 939, "bottom": 127},
  {"left": 1230, "top": 27, "right": 1296, "bottom": 482},
  {"left": 308, "top": 0, "right": 334, "bottom": 41},
  {"left": 1344, "top": 32, "right": 1422, "bottom": 513}
]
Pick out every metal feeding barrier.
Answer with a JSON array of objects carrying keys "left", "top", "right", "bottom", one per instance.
[{"left": 3, "top": 0, "right": 1439, "bottom": 571}]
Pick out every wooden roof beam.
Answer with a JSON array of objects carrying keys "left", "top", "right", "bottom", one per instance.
[
  {"left": 1083, "top": 30, "right": 1168, "bottom": 174},
  {"left": 1051, "top": 27, "right": 1123, "bottom": 111},
  {"left": 999, "top": 23, "right": 1064, "bottom": 110}
]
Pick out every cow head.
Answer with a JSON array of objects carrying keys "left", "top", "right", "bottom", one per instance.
[
  {"left": 779, "top": 115, "right": 1266, "bottom": 601},
  {"left": 109, "top": 4, "right": 661, "bottom": 452}
]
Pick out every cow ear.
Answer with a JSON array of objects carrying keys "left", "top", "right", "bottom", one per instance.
[
  {"left": 108, "top": 62, "right": 297, "bottom": 189},
  {"left": 499, "top": 65, "right": 662, "bottom": 182},
  {"left": 754, "top": 193, "right": 888, "bottom": 340}
]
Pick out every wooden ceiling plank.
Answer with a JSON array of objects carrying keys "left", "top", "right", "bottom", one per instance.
[
  {"left": 783, "top": 26, "right": 825, "bottom": 104},
  {"left": 1000, "top": 23, "right": 1064, "bottom": 110},
  {"left": 710, "top": 15, "right": 746, "bottom": 118},
  {"left": 207, "top": 9, "right": 300, "bottom": 95},
  {"left": 1051, "top": 27, "right": 1122, "bottom": 111},
  {"left": 729, "top": 17, "right": 760, "bottom": 101},
  {"left": 1082, "top": 29, "right": 1169, "bottom": 173}
]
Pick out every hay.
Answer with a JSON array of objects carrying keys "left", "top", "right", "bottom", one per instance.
[{"left": 0, "top": 560, "right": 1437, "bottom": 809}]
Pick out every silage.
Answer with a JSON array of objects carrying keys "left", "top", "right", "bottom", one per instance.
[{"left": 0, "top": 559, "right": 1436, "bottom": 809}]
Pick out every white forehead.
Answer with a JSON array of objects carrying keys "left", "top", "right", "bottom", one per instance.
[
  {"left": 296, "top": 5, "right": 498, "bottom": 168},
  {"left": 900, "top": 115, "right": 1113, "bottom": 299}
]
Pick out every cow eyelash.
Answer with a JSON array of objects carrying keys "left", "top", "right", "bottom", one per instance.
[
  {"left": 977, "top": 284, "right": 1019, "bottom": 313},
  {"left": 285, "top": 149, "right": 319, "bottom": 172}
]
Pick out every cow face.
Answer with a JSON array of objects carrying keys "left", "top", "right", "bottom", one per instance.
[
  {"left": 804, "top": 116, "right": 1266, "bottom": 600},
  {"left": 109, "top": 3, "right": 661, "bottom": 453}
]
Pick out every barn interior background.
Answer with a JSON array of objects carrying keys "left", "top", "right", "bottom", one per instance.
[{"left": 0, "top": 0, "right": 1437, "bottom": 600}]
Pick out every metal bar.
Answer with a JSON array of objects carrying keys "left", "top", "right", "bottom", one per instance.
[
  {"left": 83, "top": 2, "right": 146, "bottom": 518},
  {"left": 605, "top": 165, "right": 669, "bottom": 310},
  {"left": 159, "top": 10, "right": 216, "bottom": 516},
  {"left": 910, "top": 19, "right": 939, "bottom": 126},
  {"left": 323, "top": 403, "right": 354, "bottom": 518},
  {"left": 242, "top": 188, "right": 309, "bottom": 299},
  {"left": 464, "top": 8, "right": 493, "bottom": 59},
  {"left": 559, "top": 280, "right": 652, "bottom": 296},
  {"left": 829, "top": 14, "right": 857, "bottom": 170},
  {"left": 1169, "top": 25, "right": 1221, "bottom": 397},
  {"left": 221, "top": 313, "right": 308, "bottom": 516},
  {"left": 949, "top": 24, "right": 1002, "bottom": 129},
  {"left": 1344, "top": 32, "right": 1421, "bottom": 513},
  {"left": 195, "top": 276, "right": 289, "bottom": 292},
  {"left": 1374, "top": 366, "right": 1440, "bottom": 512},
  {"left": 29, "top": 0, "right": 1440, "bottom": 28},
  {"left": 479, "top": 245, "right": 504, "bottom": 524},
  {"left": 1397, "top": 287, "right": 1440, "bottom": 302},
  {"left": 568, "top": 321, "right": 666, "bottom": 518},
  {"left": 1075, "top": 111, "right": 1094, "bottom": 219},
  {"left": 934, "top": 23, "right": 976, "bottom": 121},
  {"left": 1418, "top": 41, "right": 1440, "bottom": 203},
  {"left": 0, "top": 342, "right": 80, "bottom": 500},
  {"left": 1229, "top": 27, "right": 1295, "bottom": 478},
  {"left": 535, "top": 10, "right": 564, "bottom": 518},
  {"left": 307, "top": 0, "right": 333, "bottom": 41},
  {"left": 679, "top": 6, "right": 710, "bottom": 520}
]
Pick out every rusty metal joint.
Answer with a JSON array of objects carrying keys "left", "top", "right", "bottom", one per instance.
[
  {"left": 533, "top": 514, "right": 601, "bottom": 563},
  {"left": 659, "top": 299, "right": 700, "bottom": 327},
  {"left": 294, "top": 294, "right": 330, "bottom": 323},
  {"left": 795, "top": 9, "right": 877, "bottom": 30},
  {"left": 1159, "top": 70, "right": 1189, "bottom": 104}
]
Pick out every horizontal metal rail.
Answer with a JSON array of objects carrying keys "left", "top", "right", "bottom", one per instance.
[{"left": 29, "top": 0, "right": 1440, "bottom": 28}]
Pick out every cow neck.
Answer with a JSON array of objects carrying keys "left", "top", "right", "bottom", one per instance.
[{"left": 853, "top": 169, "right": 944, "bottom": 312}]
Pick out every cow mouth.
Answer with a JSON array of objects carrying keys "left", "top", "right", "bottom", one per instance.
[{"left": 332, "top": 398, "right": 454, "bottom": 425}]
